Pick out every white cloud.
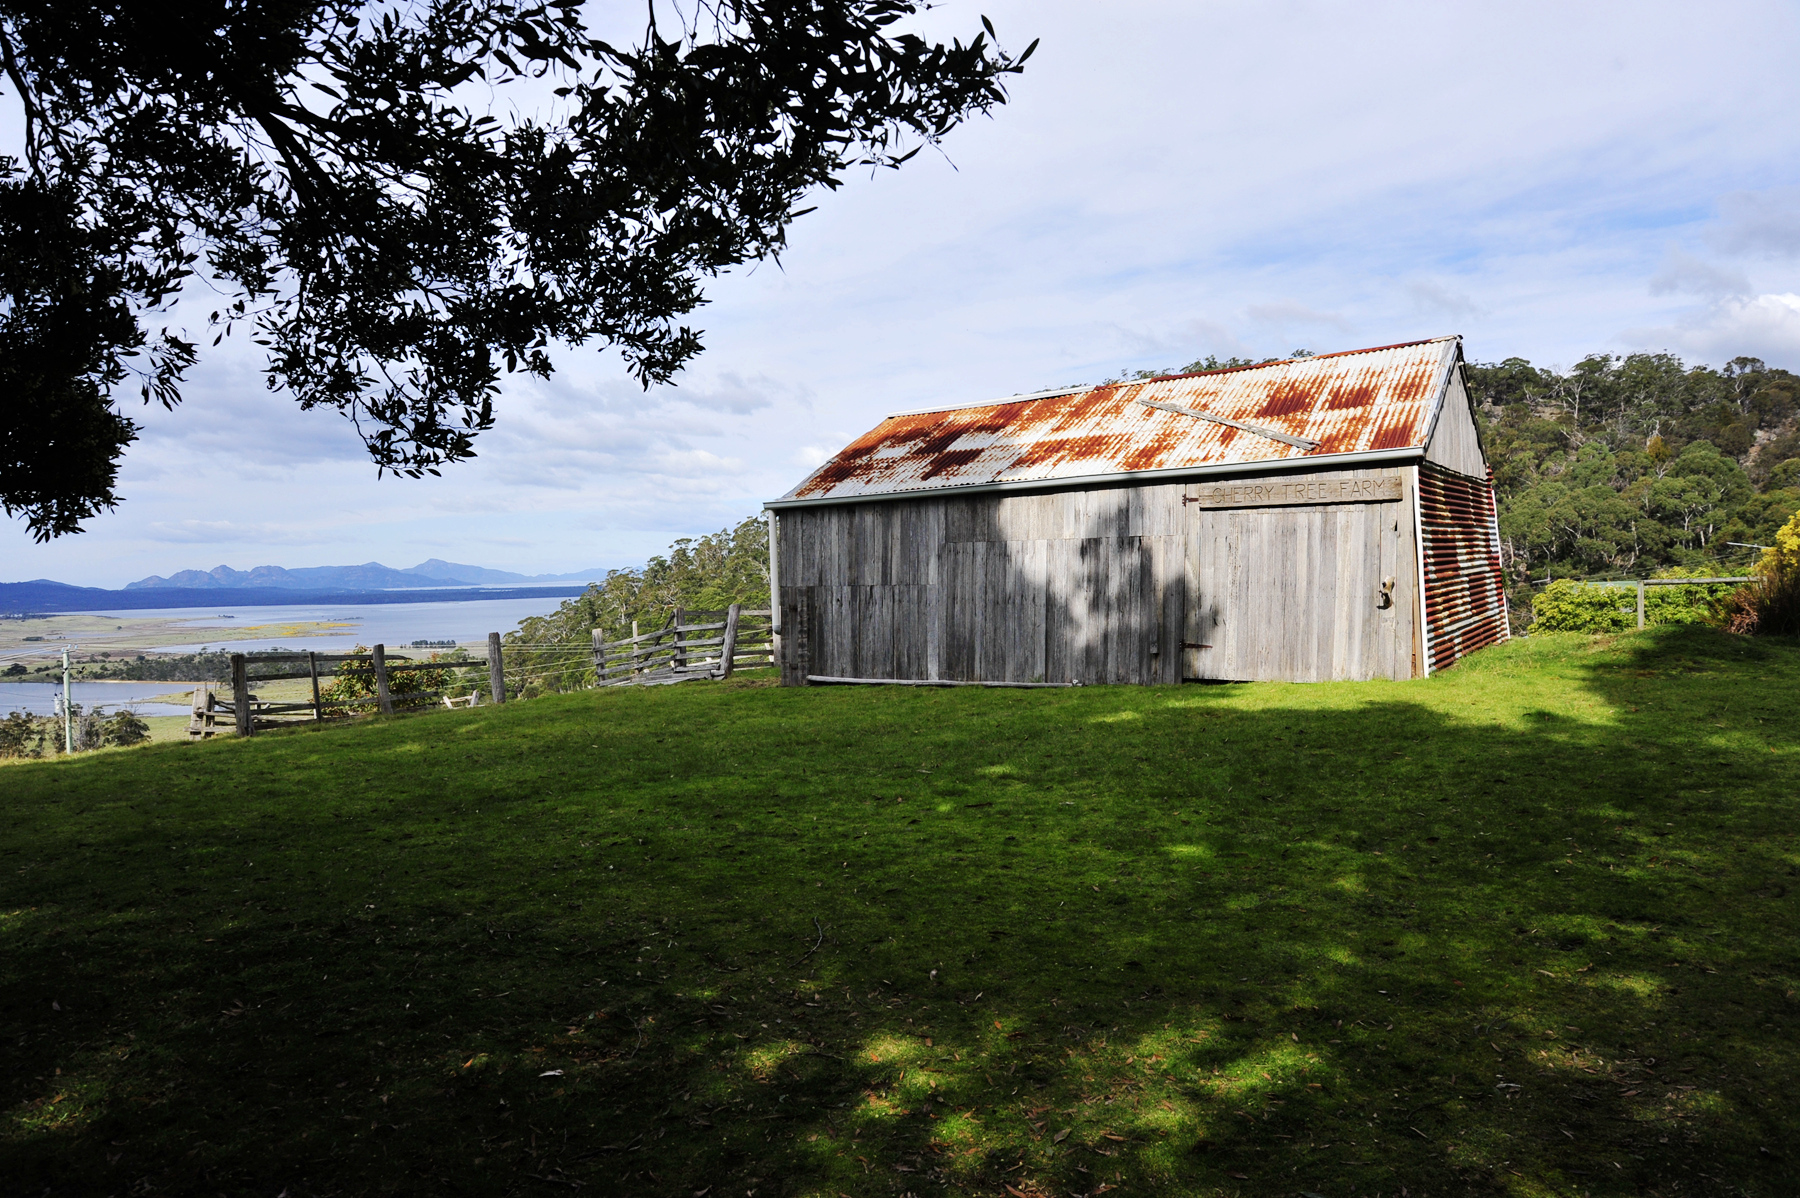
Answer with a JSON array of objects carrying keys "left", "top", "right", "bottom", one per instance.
[{"left": 1623, "top": 293, "right": 1800, "bottom": 363}]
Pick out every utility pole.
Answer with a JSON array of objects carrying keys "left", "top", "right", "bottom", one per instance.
[{"left": 62, "top": 645, "right": 73, "bottom": 755}]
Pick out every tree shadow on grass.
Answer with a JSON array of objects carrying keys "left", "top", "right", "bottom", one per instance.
[{"left": 2, "top": 627, "right": 1797, "bottom": 1197}]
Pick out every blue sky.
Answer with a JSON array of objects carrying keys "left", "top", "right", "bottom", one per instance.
[{"left": 12, "top": 0, "right": 1800, "bottom": 586}]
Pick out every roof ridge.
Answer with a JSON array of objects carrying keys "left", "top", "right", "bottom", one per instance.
[
  {"left": 882, "top": 336, "right": 1458, "bottom": 418},
  {"left": 1135, "top": 335, "right": 1457, "bottom": 385}
]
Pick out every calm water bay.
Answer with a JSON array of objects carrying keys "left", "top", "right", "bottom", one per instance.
[
  {"left": 93, "top": 596, "right": 577, "bottom": 654},
  {"left": 1, "top": 681, "right": 198, "bottom": 718}
]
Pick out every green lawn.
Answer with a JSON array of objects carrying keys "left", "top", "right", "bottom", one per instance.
[{"left": 3, "top": 628, "right": 1797, "bottom": 1197}]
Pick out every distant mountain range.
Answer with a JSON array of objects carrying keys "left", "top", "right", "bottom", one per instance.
[
  {"left": 125, "top": 559, "right": 608, "bottom": 591},
  {"left": 0, "top": 577, "right": 592, "bottom": 613}
]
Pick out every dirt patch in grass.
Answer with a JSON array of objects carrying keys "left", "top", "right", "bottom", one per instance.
[{"left": 2, "top": 628, "right": 1796, "bottom": 1196}]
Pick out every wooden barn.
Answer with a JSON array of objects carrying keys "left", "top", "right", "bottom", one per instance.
[{"left": 764, "top": 335, "right": 1507, "bottom": 686}]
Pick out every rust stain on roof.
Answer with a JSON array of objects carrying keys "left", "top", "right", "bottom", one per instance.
[{"left": 784, "top": 337, "right": 1458, "bottom": 503}]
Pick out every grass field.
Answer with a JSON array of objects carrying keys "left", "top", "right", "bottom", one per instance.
[{"left": 3, "top": 627, "right": 1796, "bottom": 1197}]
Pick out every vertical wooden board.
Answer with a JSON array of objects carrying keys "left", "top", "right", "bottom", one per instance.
[
  {"left": 893, "top": 502, "right": 919, "bottom": 581},
  {"left": 805, "top": 508, "right": 829, "bottom": 588},
  {"left": 876, "top": 504, "right": 899, "bottom": 586},
  {"left": 926, "top": 511, "right": 944, "bottom": 680},
  {"left": 1377, "top": 492, "right": 1405, "bottom": 679},
  {"left": 1151, "top": 534, "right": 1183, "bottom": 684},
  {"left": 1127, "top": 536, "right": 1152, "bottom": 684},
  {"left": 851, "top": 507, "right": 879, "bottom": 586},
  {"left": 806, "top": 508, "right": 830, "bottom": 587},
  {"left": 890, "top": 586, "right": 924, "bottom": 679},
  {"left": 944, "top": 497, "right": 969, "bottom": 543},
  {"left": 1302, "top": 508, "right": 1333, "bottom": 682},
  {"left": 833, "top": 507, "right": 855, "bottom": 587},
  {"left": 1180, "top": 517, "right": 1201, "bottom": 681},
  {"left": 1086, "top": 534, "right": 1106, "bottom": 685},
  {"left": 1330, "top": 506, "right": 1364, "bottom": 679},
  {"left": 1029, "top": 539, "right": 1052, "bottom": 682},
  {"left": 1047, "top": 490, "right": 1077, "bottom": 542},
  {"left": 785, "top": 511, "right": 810, "bottom": 587},
  {"left": 1344, "top": 506, "right": 1373, "bottom": 680},
  {"left": 1183, "top": 507, "right": 1220, "bottom": 681},
  {"left": 995, "top": 540, "right": 1044, "bottom": 682},
  {"left": 851, "top": 586, "right": 881, "bottom": 677},
  {"left": 939, "top": 541, "right": 974, "bottom": 680},
  {"left": 884, "top": 503, "right": 905, "bottom": 586},
  {"left": 817, "top": 586, "right": 845, "bottom": 676},
  {"left": 1062, "top": 537, "right": 1097, "bottom": 684},
  {"left": 1043, "top": 538, "right": 1074, "bottom": 683},
  {"left": 992, "top": 540, "right": 1022, "bottom": 680}
]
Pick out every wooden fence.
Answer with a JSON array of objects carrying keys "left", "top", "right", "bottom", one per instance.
[
  {"left": 188, "top": 644, "right": 496, "bottom": 739},
  {"left": 594, "top": 604, "right": 773, "bottom": 686},
  {"left": 184, "top": 610, "right": 777, "bottom": 739}
]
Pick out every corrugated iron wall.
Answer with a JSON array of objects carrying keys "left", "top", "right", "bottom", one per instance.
[{"left": 1417, "top": 462, "right": 1509, "bottom": 671}]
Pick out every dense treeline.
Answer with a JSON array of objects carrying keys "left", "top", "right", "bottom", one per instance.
[{"left": 1471, "top": 352, "right": 1800, "bottom": 582}]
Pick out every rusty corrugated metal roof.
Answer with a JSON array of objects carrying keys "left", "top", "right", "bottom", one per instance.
[{"left": 775, "top": 337, "right": 1460, "bottom": 506}]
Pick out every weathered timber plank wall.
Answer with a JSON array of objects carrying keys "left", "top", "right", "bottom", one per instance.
[
  {"left": 1423, "top": 369, "right": 1487, "bottom": 480},
  {"left": 778, "top": 463, "right": 1424, "bottom": 685}
]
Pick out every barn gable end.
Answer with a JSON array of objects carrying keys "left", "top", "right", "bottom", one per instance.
[{"left": 1423, "top": 363, "right": 1488, "bottom": 480}]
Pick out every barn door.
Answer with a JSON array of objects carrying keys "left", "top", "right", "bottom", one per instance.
[{"left": 1182, "top": 502, "right": 1399, "bottom": 682}]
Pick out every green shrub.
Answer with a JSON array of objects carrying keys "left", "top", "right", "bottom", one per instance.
[
  {"left": 0, "top": 711, "right": 45, "bottom": 758},
  {"left": 103, "top": 709, "right": 151, "bottom": 747},
  {"left": 319, "top": 647, "right": 457, "bottom": 715},
  {"left": 1721, "top": 508, "right": 1800, "bottom": 635}
]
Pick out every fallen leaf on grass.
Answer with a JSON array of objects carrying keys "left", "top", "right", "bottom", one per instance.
[
  {"left": 539, "top": 1070, "right": 564, "bottom": 1077},
  {"left": 1053, "top": 1128, "right": 1071, "bottom": 1143}
]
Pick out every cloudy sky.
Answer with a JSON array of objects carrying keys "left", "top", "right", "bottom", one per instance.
[{"left": 12, "top": 0, "right": 1800, "bottom": 587}]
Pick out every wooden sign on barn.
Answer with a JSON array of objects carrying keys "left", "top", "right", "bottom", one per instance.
[{"left": 764, "top": 336, "right": 1507, "bottom": 685}]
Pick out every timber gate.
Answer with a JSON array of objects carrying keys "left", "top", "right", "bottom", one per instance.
[{"left": 593, "top": 604, "right": 774, "bottom": 686}]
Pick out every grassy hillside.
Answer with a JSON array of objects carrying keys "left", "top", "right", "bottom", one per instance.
[{"left": 3, "top": 629, "right": 1797, "bottom": 1197}]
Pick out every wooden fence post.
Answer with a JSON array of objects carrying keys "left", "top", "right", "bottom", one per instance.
[
  {"left": 487, "top": 632, "right": 505, "bottom": 704},
  {"left": 309, "top": 651, "right": 323, "bottom": 721},
  {"left": 374, "top": 643, "right": 393, "bottom": 714},
  {"left": 592, "top": 628, "right": 607, "bottom": 681},
  {"left": 1636, "top": 579, "right": 1646, "bottom": 630},
  {"left": 673, "top": 608, "right": 687, "bottom": 672},
  {"left": 231, "top": 654, "right": 251, "bottom": 737},
  {"left": 718, "top": 603, "right": 741, "bottom": 679}
]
